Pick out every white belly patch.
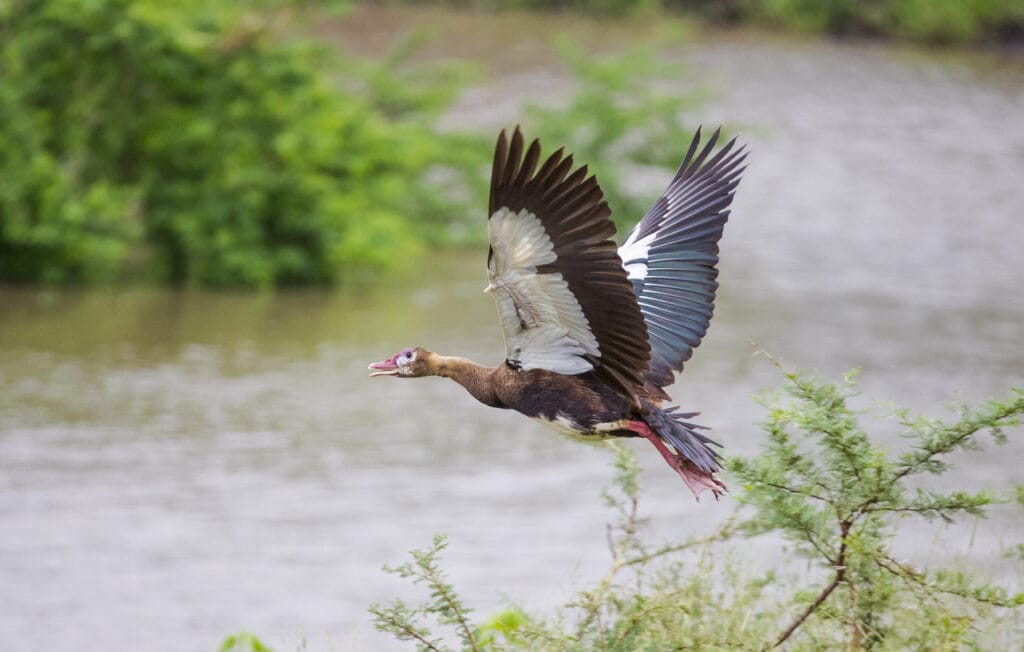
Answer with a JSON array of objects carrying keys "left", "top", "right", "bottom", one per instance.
[{"left": 531, "top": 415, "right": 631, "bottom": 441}]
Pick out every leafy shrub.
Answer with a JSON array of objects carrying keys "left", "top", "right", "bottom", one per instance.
[
  {"left": 371, "top": 361, "right": 1024, "bottom": 650},
  {"left": 0, "top": 0, "right": 719, "bottom": 284},
  {"left": 0, "top": 0, "right": 486, "bottom": 286},
  {"left": 727, "top": 0, "right": 1024, "bottom": 44},
  {"left": 393, "top": 0, "right": 1024, "bottom": 44},
  {"left": 219, "top": 631, "right": 274, "bottom": 652},
  {"left": 396, "top": 0, "right": 663, "bottom": 14}
]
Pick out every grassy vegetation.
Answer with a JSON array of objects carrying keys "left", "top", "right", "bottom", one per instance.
[{"left": 368, "top": 362, "right": 1024, "bottom": 650}]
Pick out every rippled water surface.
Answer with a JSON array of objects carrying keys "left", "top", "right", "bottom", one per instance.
[{"left": 2, "top": 7, "right": 1023, "bottom": 651}]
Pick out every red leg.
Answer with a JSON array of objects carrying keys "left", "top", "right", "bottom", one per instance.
[{"left": 628, "top": 420, "right": 727, "bottom": 501}]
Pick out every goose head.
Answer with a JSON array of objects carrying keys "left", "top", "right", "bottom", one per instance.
[{"left": 368, "top": 347, "right": 433, "bottom": 378}]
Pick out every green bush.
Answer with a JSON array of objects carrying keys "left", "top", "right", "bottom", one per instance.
[
  {"left": 370, "top": 361, "right": 1024, "bottom": 650},
  {"left": 0, "top": 0, "right": 485, "bottom": 286},
  {"left": 392, "top": 0, "right": 1024, "bottom": 44},
  {"left": 728, "top": 0, "right": 1024, "bottom": 44},
  {"left": 219, "top": 631, "right": 274, "bottom": 652},
  {"left": 397, "top": 0, "right": 663, "bottom": 14}
]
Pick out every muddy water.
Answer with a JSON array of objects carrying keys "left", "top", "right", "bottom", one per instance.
[{"left": 2, "top": 7, "right": 1023, "bottom": 651}]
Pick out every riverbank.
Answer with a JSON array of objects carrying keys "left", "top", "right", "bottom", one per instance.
[{"left": 382, "top": 0, "right": 1024, "bottom": 47}]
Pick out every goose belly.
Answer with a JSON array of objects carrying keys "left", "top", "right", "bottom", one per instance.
[{"left": 530, "top": 415, "right": 631, "bottom": 441}]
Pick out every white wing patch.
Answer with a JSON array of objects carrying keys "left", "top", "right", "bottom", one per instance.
[
  {"left": 487, "top": 207, "right": 599, "bottom": 374},
  {"left": 619, "top": 228, "right": 655, "bottom": 282}
]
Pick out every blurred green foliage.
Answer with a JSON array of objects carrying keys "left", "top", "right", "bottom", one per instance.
[
  {"left": 7, "top": 0, "right": 1008, "bottom": 287},
  {"left": 431, "top": 0, "right": 663, "bottom": 14},
  {"left": 525, "top": 41, "right": 708, "bottom": 233},
  {"left": 0, "top": 0, "right": 713, "bottom": 286},
  {"left": 402, "top": 0, "right": 1024, "bottom": 44},
  {"left": 0, "top": 0, "right": 486, "bottom": 286},
  {"left": 219, "top": 631, "right": 274, "bottom": 652},
  {"left": 731, "top": 0, "right": 1024, "bottom": 44}
]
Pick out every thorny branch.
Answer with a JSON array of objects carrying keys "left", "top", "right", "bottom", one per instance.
[
  {"left": 771, "top": 518, "right": 852, "bottom": 649},
  {"left": 369, "top": 609, "right": 445, "bottom": 652}
]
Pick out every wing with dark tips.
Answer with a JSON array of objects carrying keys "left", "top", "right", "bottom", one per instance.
[
  {"left": 618, "top": 127, "right": 746, "bottom": 397},
  {"left": 487, "top": 127, "right": 651, "bottom": 405}
]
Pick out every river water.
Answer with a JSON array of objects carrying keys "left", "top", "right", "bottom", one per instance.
[{"left": 2, "top": 6, "right": 1023, "bottom": 651}]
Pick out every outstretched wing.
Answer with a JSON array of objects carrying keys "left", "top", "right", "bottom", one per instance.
[
  {"left": 618, "top": 127, "right": 746, "bottom": 398},
  {"left": 487, "top": 127, "right": 651, "bottom": 405}
]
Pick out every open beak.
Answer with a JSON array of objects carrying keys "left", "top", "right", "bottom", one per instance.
[{"left": 368, "top": 356, "right": 400, "bottom": 377}]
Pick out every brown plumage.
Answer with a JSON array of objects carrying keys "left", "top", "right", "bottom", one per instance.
[
  {"left": 489, "top": 129, "right": 651, "bottom": 406},
  {"left": 370, "top": 126, "right": 746, "bottom": 500}
]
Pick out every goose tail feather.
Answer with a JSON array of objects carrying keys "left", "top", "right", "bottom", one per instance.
[{"left": 639, "top": 402, "right": 726, "bottom": 501}]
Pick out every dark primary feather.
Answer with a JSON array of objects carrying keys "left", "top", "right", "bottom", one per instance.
[
  {"left": 489, "top": 127, "right": 652, "bottom": 406},
  {"left": 621, "top": 127, "right": 747, "bottom": 397}
]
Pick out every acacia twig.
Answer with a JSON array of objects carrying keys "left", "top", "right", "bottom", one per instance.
[
  {"left": 370, "top": 610, "right": 445, "bottom": 652},
  {"left": 771, "top": 519, "right": 851, "bottom": 649},
  {"left": 620, "top": 509, "right": 741, "bottom": 568}
]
